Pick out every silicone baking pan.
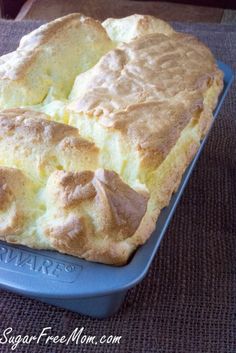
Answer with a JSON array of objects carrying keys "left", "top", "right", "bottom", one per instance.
[{"left": 0, "top": 61, "right": 233, "bottom": 318}]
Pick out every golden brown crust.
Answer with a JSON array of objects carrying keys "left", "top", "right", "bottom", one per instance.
[
  {"left": 0, "top": 167, "right": 34, "bottom": 237},
  {"left": 0, "top": 108, "right": 99, "bottom": 180},
  {"left": 69, "top": 31, "right": 223, "bottom": 171},
  {"left": 42, "top": 169, "right": 148, "bottom": 263}
]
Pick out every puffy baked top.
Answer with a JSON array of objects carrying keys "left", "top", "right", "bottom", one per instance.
[
  {"left": 0, "top": 13, "right": 114, "bottom": 107},
  {"left": 69, "top": 31, "right": 222, "bottom": 172},
  {"left": 0, "top": 13, "right": 223, "bottom": 264}
]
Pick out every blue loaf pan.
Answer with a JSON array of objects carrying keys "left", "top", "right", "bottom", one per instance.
[{"left": 0, "top": 61, "right": 233, "bottom": 318}]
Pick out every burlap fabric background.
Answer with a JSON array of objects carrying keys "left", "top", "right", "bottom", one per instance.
[{"left": 0, "top": 20, "right": 235, "bottom": 353}]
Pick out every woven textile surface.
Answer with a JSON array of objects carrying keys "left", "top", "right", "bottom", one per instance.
[{"left": 0, "top": 20, "right": 235, "bottom": 353}]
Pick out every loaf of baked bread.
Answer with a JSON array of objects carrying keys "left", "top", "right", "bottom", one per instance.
[{"left": 0, "top": 13, "right": 223, "bottom": 265}]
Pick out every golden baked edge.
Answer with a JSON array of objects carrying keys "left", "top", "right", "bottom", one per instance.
[{"left": 0, "top": 14, "right": 224, "bottom": 265}]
